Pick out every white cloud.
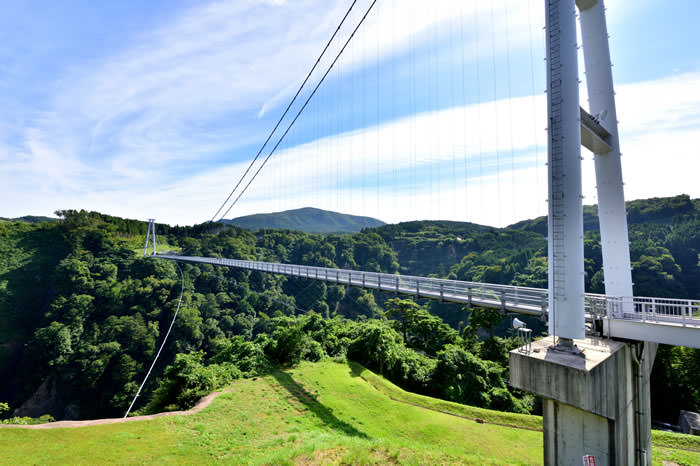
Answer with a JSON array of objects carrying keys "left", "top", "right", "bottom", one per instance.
[
  {"left": 231, "top": 91, "right": 548, "bottom": 225},
  {"left": 1, "top": 0, "right": 698, "bottom": 230},
  {"left": 1, "top": 0, "right": 545, "bottom": 222},
  {"left": 614, "top": 73, "right": 700, "bottom": 201},
  {"left": 218, "top": 71, "right": 700, "bottom": 227}
]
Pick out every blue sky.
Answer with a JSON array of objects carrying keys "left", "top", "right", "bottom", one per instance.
[{"left": 1, "top": 0, "right": 699, "bottom": 226}]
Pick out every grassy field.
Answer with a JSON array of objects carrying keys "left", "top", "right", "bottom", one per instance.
[
  {"left": 125, "top": 235, "right": 181, "bottom": 255},
  {"left": 1, "top": 361, "right": 698, "bottom": 464}
]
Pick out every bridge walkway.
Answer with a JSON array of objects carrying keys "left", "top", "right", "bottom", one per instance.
[{"left": 155, "top": 254, "right": 700, "bottom": 348}]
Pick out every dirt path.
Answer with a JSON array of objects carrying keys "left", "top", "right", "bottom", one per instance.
[{"left": 0, "top": 389, "right": 232, "bottom": 429}]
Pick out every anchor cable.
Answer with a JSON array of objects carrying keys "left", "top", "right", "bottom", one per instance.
[{"left": 124, "top": 261, "right": 185, "bottom": 418}]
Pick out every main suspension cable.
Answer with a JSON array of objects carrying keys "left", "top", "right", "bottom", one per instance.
[
  {"left": 215, "top": 0, "right": 378, "bottom": 222},
  {"left": 209, "top": 0, "right": 359, "bottom": 223}
]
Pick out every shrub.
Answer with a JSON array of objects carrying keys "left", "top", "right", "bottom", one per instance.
[{"left": 145, "top": 351, "right": 241, "bottom": 413}]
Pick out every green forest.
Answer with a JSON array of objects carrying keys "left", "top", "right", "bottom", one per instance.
[{"left": 0, "top": 195, "right": 698, "bottom": 426}]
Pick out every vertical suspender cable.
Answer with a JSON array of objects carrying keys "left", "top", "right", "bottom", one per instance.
[
  {"left": 209, "top": 0, "right": 359, "bottom": 223},
  {"left": 432, "top": 0, "right": 439, "bottom": 221},
  {"left": 504, "top": 0, "right": 517, "bottom": 223},
  {"left": 459, "top": 0, "right": 468, "bottom": 222},
  {"left": 410, "top": 1, "right": 417, "bottom": 221},
  {"left": 362, "top": 14, "right": 366, "bottom": 215},
  {"left": 350, "top": 23, "right": 355, "bottom": 215},
  {"left": 391, "top": 0, "right": 397, "bottom": 220},
  {"left": 527, "top": 0, "right": 543, "bottom": 214},
  {"left": 450, "top": 0, "right": 457, "bottom": 220},
  {"left": 490, "top": 0, "right": 502, "bottom": 227},
  {"left": 375, "top": 1, "right": 380, "bottom": 221},
  {"left": 216, "top": 0, "right": 379, "bottom": 221},
  {"left": 473, "top": 0, "right": 484, "bottom": 224}
]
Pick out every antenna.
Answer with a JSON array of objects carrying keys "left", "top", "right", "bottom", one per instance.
[{"left": 143, "top": 219, "right": 157, "bottom": 256}]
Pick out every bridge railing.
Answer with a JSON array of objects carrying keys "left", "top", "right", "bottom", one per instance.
[
  {"left": 171, "top": 256, "right": 549, "bottom": 316},
  {"left": 606, "top": 296, "right": 700, "bottom": 326},
  {"left": 156, "top": 255, "right": 700, "bottom": 328},
  {"left": 584, "top": 293, "right": 608, "bottom": 320}
]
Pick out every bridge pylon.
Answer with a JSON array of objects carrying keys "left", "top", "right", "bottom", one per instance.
[
  {"left": 510, "top": 1, "right": 653, "bottom": 465},
  {"left": 143, "top": 219, "right": 158, "bottom": 256}
]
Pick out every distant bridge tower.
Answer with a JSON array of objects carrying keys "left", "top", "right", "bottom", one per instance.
[
  {"left": 511, "top": 1, "right": 653, "bottom": 465},
  {"left": 143, "top": 219, "right": 158, "bottom": 256}
]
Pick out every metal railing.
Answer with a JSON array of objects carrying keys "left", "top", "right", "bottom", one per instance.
[
  {"left": 155, "top": 255, "right": 700, "bottom": 331},
  {"left": 606, "top": 296, "right": 700, "bottom": 326},
  {"left": 160, "top": 255, "right": 550, "bottom": 316}
]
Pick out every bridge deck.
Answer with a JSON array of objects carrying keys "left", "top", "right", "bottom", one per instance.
[{"left": 155, "top": 254, "right": 700, "bottom": 348}]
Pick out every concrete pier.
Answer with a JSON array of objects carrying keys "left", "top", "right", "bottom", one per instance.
[{"left": 510, "top": 336, "right": 655, "bottom": 465}]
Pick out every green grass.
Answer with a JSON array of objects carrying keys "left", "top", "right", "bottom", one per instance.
[
  {"left": 0, "top": 361, "right": 542, "bottom": 464},
  {"left": 1, "top": 361, "right": 698, "bottom": 464},
  {"left": 352, "top": 362, "right": 700, "bottom": 465},
  {"left": 351, "top": 361, "right": 543, "bottom": 431},
  {"left": 123, "top": 235, "right": 181, "bottom": 255},
  {"left": 652, "top": 429, "right": 700, "bottom": 451}
]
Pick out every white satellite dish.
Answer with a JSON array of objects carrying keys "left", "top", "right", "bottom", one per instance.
[{"left": 512, "top": 317, "right": 526, "bottom": 329}]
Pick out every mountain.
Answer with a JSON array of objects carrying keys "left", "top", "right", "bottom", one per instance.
[
  {"left": 372, "top": 220, "right": 545, "bottom": 277},
  {"left": 508, "top": 194, "right": 699, "bottom": 235},
  {"left": 0, "top": 215, "right": 58, "bottom": 224},
  {"left": 220, "top": 207, "right": 386, "bottom": 233}
]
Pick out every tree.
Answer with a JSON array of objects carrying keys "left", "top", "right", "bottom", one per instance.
[
  {"left": 348, "top": 322, "right": 403, "bottom": 375},
  {"left": 145, "top": 351, "right": 240, "bottom": 413},
  {"left": 432, "top": 344, "right": 526, "bottom": 413},
  {"left": 432, "top": 344, "right": 492, "bottom": 407},
  {"left": 55, "top": 256, "right": 94, "bottom": 294},
  {"left": 211, "top": 336, "right": 271, "bottom": 376},
  {"left": 29, "top": 321, "right": 73, "bottom": 366},
  {"left": 464, "top": 307, "right": 504, "bottom": 339},
  {"left": 384, "top": 298, "right": 456, "bottom": 355}
]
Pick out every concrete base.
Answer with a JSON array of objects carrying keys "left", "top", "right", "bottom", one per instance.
[
  {"left": 679, "top": 410, "right": 700, "bottom": 436},
  {"left": 509, "top": 336, "right": 655, "bottom": 466}
]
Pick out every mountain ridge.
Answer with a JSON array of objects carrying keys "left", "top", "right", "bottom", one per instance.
[{"left": 220, "top": 206, "right": 385, "bottom": 233}]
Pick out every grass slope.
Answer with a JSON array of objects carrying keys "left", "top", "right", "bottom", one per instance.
[
  {"left": 1, "top": 361, "right": 698, "bottom": 465},
  {"left": 222, "top": 207, "right": 386, "bottom": 234}
]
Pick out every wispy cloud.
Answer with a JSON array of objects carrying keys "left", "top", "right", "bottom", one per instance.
[
  {"left": 610, "top": 73, "right": 700, "bottom": 203},
  {"left": 0, "top": 0, "right": 543, "bottom": 222},
  {"left": 205, "top": 71, "right": 700, "bottom": 227},
  {"left": 1, "top": 0, "right": 357, "bottom": 209},
  {"left": 0, "top": 0, "right": 697, "bottom": 229}
]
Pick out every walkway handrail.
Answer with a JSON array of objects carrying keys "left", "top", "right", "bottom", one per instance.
[{"left": 153, "top": 254, "right": 700, "bottom": 348}]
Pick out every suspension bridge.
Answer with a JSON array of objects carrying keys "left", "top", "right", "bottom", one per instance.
[
  {"left": 144, "top": 0, "right": 698, "bottom": 464},
  {"left": 155, "top": 254, "right": 700, "bottom": 349}
]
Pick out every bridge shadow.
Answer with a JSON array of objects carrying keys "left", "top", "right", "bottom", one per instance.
[{"left": 271, "top": 370, "right": 369, "bottom": 439}]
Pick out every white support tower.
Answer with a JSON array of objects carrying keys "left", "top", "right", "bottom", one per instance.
[
  {"left": 545, "top": 0, "right": 633, "bottom": 341},
  {"left": 143, "top": 219, "right": 157, "bottom": 256},
  {"left": 545, "top": 0, "right": 585, "bottom": 341},
  {"left": 578, "top": 0, "right": 634, "bottom": 299},
  {"left": 511, "top": 1, "right": 653, "bottom": 464}
]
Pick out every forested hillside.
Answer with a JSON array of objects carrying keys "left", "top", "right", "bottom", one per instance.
[{"left": 0, "top": 195, "right": 698, "bottom": 425}]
